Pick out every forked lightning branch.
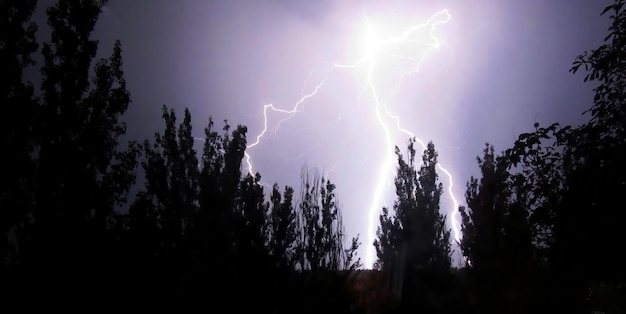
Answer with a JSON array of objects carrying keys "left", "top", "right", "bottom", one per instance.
[{"left": 244, "top": 9, "right": 460, "bottom": 268}]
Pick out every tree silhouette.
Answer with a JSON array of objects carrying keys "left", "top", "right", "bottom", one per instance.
[
  {"left": 460, "top": 144, "right": 507, "bottom": 270},
  {"left": 8, "top": 1, "right": 141, "bottom": 297},
  {"left": 375, "top": 140, "right": 451, "bottom": 271},
  {"left": 0, "top": 0, "right": 38, "bottom": 272},
  {"left": 193, "top": 117, "right": 247, "bottom": 267},
  {"left": 492, "top": 1, "right": 626, "bottom": 311},
  {"left": 233, "top": 172, "right": 273, "bottom": 309},
  {"left": 127, "top": 105, "right": 199, "bottom": 287},
  {"left": 6, "top": 0, "right": 626, "bottom": 311},
  {"left": 235, "top": 173, "right": 268, "bottom": 265},
  {"left": 460, "top": 143, "right": 535, "bottom": 313},
  {"left": 268, "top": 183, "right": 298, "bottom": 271},
  {"left": 373, "top": 207, "right": 400, "bottom": 271},
  {"left": 564, "top": 0, "right": 626, "bottom": 283},
  {"left": 295, "top": 166, "right": 361, "bottom": 272},
  {"left": 374, "top": 139, "right": 452, "bottom": 312}
]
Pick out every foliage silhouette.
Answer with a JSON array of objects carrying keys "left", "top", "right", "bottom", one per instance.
[
  {"left": 295, "top": 166, "right": 362, "bottom": 272},
  {"left": 460, "top": 143, "right": 536, "bottom": 313},
  {"left": 1, "top": 0, "right": 141, "bottom": 300},
  {"left": 374, "top": 139, "right": 453, "bottom": 312},
  {"left": 0, "top": 0, "right": 38, "bottom": 273},
  {"left": 2, "top": 0, "right": 626, "bottom": 312}
]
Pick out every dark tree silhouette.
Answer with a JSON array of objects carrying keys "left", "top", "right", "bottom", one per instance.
[
  {"left": 8, "top": 1, "right": 141, "bottom": 297},
  {"left": 0, "top": 0, "right": 38, "bottom": 272},
  {"left": 492, "top": 1, "right": 626, "bottom": 311},
  {"left": 235, "top": 173, "right": 268, "bottom": 265},
  {"left": 7, "top": 0, "right": 626, "bottom": 311},
  {"left": 460, "top": 143, "right": 535, "bottom": 313},
  {"left": 563, "top": 0, "right": 626, "bottom": 283},
  {"left": 374, "top": 139, "right": 452, "bottom": 312},
  {"left": 460, "top": 144, "right": 508, "bottom": 271},
  {"left": 375, "top": 140, "right": 451, "bottom": 272},
  {"left": 553, "top": 0, "right": 626, "bottom": 310},
  {"left": 232, "top": 172, "right": 274, "bottom": 309},
  {"left": 127, "top": 105, "right": 199, "bottom": 287},
  {"left": 193, "top": 117, "right": 247, "bottom": 268},
  {"left": 460, "top": 143, "right": 535, "bottom": 270},
  {"left": 295, "top": 166, "right": 361, "bottom": 272},
  {"left": 268, "top": 183, "right": 298, "bottom": 271}
]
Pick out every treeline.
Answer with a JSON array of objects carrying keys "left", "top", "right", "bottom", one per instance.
[
  {"left": 0, "top": 0, "right": 360, "bottom": 310},
  {"left": 1, "top": 0, "right": 626, "bottom": 313},
  {"left": 369, "top": 1, "right": 626, "bottom": 313}
]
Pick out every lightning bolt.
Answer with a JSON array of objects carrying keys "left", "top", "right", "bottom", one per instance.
[{"left": 244, "top": 9, "right": 461, "bottom": 269}]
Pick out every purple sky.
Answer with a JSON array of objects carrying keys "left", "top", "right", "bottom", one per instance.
[{"left": 55, "top": 0, "right": 614, "bottom": 267}]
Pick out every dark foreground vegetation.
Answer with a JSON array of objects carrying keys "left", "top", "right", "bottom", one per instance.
[{"left": 1, "top": 0, "right": 625, "bottom": 312}]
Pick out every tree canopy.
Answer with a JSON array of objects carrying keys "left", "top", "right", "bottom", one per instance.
[{"left": 1, "top": 0, "right": 626, "bottom": 312}]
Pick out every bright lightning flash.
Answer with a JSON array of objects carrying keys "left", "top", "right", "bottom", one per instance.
[{"left": 244, "top": 9, "right": 461, "bottom": 269}]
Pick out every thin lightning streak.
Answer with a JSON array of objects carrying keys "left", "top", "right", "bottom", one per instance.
[
  {"left": 356, "top": 10, "right": 461, "bottom": 269},
  {"left": 245, "top": 9, "right": 460, "bottom": 269},
  {"left": 272, "top": 66, "right": 329, "bottom": 137},
  {"left": 384, "top": 102, "right": 461, "bottom": 244},
  {"left": 244, "top": 79, "right": 327, "bottom": 175}
]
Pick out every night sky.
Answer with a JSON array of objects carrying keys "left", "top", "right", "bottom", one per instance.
[{"left": 33, "top": 0, "right": 613, "bottom": 268}]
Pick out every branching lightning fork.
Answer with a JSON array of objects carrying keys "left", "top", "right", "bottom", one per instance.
[{"left": 244, "top": 9, "right": 461, "bottom": 269}]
